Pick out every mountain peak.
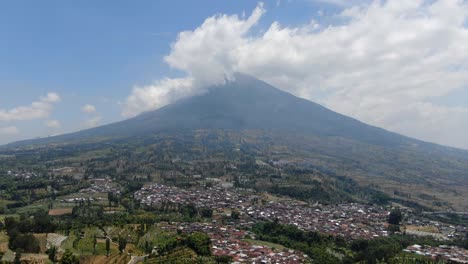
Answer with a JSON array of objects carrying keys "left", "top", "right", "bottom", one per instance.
[{"left": 5, "top": 74, "right": 410, "bottom": 148}]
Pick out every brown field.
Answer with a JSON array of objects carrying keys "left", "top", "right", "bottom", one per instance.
[
  {"left": 0, "top": 242, "right": 8, "bottom": 253},
  {"left": 405, "top": 225, "right": 440, "bottom": 233},
  {"left": 33, "top": 234, "right": 48, "bottom": 253},
  {"left": 20, "top": 253, "right": 49, "bottom": 264},
  {"left": 0, "top": 231, "right": 9, "bottom": 253},
  {"left": 48, "top": 208, "right": 73, "bottom": 216}
]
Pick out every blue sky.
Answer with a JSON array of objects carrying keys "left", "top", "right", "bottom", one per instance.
[
  {"left": 0, "top": 0, "right": 338, "bottom": 140},
  {"left": 1, "top": 0, "right": 468, "bottom": 149}
]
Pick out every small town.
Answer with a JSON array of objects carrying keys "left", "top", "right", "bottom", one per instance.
[
  {"left": 161, "top": 222, "right": 309, "bottom": 263},
  {"left": 134, "top": 183, "right": 467, "bottom": 242}
]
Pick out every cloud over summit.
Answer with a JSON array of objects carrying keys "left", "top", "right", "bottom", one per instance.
[{"left": 123, "top": 0, "right": 468, "bottom": 148}]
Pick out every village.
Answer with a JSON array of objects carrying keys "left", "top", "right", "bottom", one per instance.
[
  {"left": 135, "top": 183, "right": 390, "bottom": 239},
  {"left": 161, "top": 222, "right": 309, "bottom": 263}
]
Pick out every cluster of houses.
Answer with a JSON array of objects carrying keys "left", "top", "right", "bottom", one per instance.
[
  {"left": 246, "top": 201, "right": 390, "bottom": 239},
  {"left": 57, "top": 179, "right": 120, "bottom": 204},
  {"left": 60, "top": 196, "right": 99, "bottom": 203},
  {"left": 134, "top": 183, "right": 468, "bottom": 262},
  {"left": 80, "top": 178, "right": 121, "bottom": 194},
  {"left": 135, "top": 184, "right": 391, "bottom": 239},
  {"left": 134, "top": 183, "right": 253, "bottom": 211},
  {"left": 162, "top": 222, "right": 309, "bottom": 263},
  {"left": 6, "top": 170, "right": 38, "bottom": 179},
  {"left": 405, "top": 245, "right": 468, "bottom": 263}
]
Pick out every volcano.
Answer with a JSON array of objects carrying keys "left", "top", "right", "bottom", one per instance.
[{"left": 7, "top": 73, "right": 420, "bottom": 147}]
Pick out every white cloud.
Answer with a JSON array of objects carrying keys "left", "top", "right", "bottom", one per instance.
[
  {"left": 0, "top": 93, "right": 61, "bottom": 121},
  {"left": 82, "top": 104, "right": 96, "bottom": 114},
  {"left": 45, "top": 120, "right": 61, "bottom": 129},
  {"left": 122, "top": 4, "right": 265, "bottom": 117},
  {"left": 123, "top": 0, "right": 468, "bottom": 148},
  {"left": 314, "top": 0, "right": 374, "bottom": 7},
  {"left": 85, "top": 116, "right": 102, "bottom": 128},
  {"left": 122, "top": 77, "right": 195, "bottom": 117},
  {"left": 165, "top": 3, "right": 265, "bottom": 86},
  {"left": 0, "top": 126, "right": 19, "bottom": 136},
  {"left": 80, "top": 104, "right": 103, "bottom": 129}
]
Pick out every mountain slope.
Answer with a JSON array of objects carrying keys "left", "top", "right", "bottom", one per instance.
[{"left": 6, "top": 73, "right": 419, "bottom": 148}]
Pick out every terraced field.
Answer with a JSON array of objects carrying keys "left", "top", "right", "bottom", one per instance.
[
  {"left": 80, "top": 253, "right": 131, "bottom": 264},
  {"left": 146, "top": 247, "right": 197, "bottom": 263}
]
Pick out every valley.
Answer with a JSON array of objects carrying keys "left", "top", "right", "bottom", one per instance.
[
  {"left": 0, "top": 75, "right": 467, "bottom": 263},
  {"left": 0, "top": 129, "right": 467, "bottom": 263}
]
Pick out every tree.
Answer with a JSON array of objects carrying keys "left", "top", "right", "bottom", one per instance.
[
  {"left": 105, "top": 237, "right": 111, "bottom": 257},
  {"left": 10, "top": 234, "right": 41, "bottom": 253},
  {"left": 48, "top": 246, "right": 57, "bottom": 263},
  {"left": 118, "top": 236, "right": 127, "bottom": 253},
  {"left": 185, "top": 203, "right": 198, "bottom": 218},
  {"left": 61, "top": 249, "right": 79, "bottom": 264},
  {"left": 108, "top": 192, "right": 113, "bottom": 208},
  {"left": 200, "top": 208, "right": 213, "bottom": 218},
  {"left": 215, "top": 255, "right": 233, "bottom": 263},
  {"left": 462, "top": 232, "right": 468, "bottom": 250},
  {"left": 0, "top": 205, "right": 6, "bottom": 214},
  {"left": 370, "top": 192, "right": 390, "bottom": 205},
  {"left": 145, "top": 240, "right": 153, "bottom": 254},
  {"left": 184, "top": 232, "right": 212, "bottom": 256},
  {"left": 388, "top": 208, "right": 403, "bottom": 225},
  {"left": 231, "top": 210, "right": 240, "bottom": 220},
  {"left": 14, "top": 249, "right": 22, "bottom": 264},
  {"left": 93, "top": 235, "right": 97, "bottom": 254}
]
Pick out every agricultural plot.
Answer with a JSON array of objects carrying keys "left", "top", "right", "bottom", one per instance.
[
  {"left": 48, "top": 207, "right": 73, "bottom": 216},
  {"left": 79, "top": 253, "right": 131, "bottom": 264},
  {"left": 0, "top": 231, "right": 9, "bottom": 253},
  {"left": 47, "top": 233, "right": 68, "bottom": 248}
]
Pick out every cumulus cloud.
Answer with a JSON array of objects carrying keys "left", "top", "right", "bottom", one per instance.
[
  {"left": 165, "top": 3, "right": 265, "bottom": 86},
  {"left": 80, "top": 104, "right": 102, "bottom": 128},
  {"left": 0, "top": 93, "right": 61, "bottom": 121},
  {"left": 122, "top": 77, "right": 195, "bottom": 117},
  {"left": 45, "top": 120, "right": 61, "bottom": 129},
  {"left": 0, "top": 126, "right": 19, "bottom": 136},
  {"left": 85, "top": 116, "right": 102, "bottom": 128},
  {"left": 123, "top": 0, "right": 468, "bottom": 148},
  {"left": 82, "top": 104, "right": 96, "bottom": 114},
  {"left": 122, "top": 4, "right": 266, "bottom": 117}
]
